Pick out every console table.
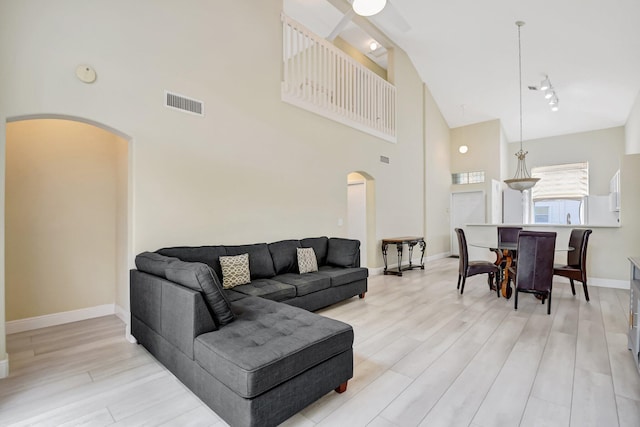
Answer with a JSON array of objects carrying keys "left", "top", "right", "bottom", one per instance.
[
  {"left": 381, "top": 237, "right": 426, "bottom": 276},
  {"left": 628, "top": 257, "right": 640, "bottom": 374}
]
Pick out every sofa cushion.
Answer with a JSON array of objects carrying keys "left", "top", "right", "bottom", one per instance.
[
  {"left": 272, "top": 272, "right": 330, "bottom": 297},
  {"left": 223, "top": 289, "right": 248, "bottom": 303},
  {"left": 297, "top": 247, "right": 318, "bottom": 274},
  {"left": 268, "top": 239, "right": 301, "bottom": 275},
  {"left": 135, "top": 252, "right": 179, "bottom": 279},
  {"left": 317, "top": 266, "right": 369, "bottom": 287},
  {"left": 326, "top": 238, "right": 360, "bottom": 267},
  {"left": 219, "top": 254, "right": 251, "bottom": 289},
  {"left": 301, "top": 236, "right": 329, "bottom": 266},
  {"left": 156, "top": 245, "right": 227, "bottom": 279},
  {"left": 193, "top": 296, "right": 354, "bottom": 399},
  {"left": 164, "top": 260, "right": 235, "bottom": 327},
  {"left": 225, "top": 243, "right": 276, "bottom": 279},
  {"left": 232, "top": 279, "right": 296, "bottom": 301}
]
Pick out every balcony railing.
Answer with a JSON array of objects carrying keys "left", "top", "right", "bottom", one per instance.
[{"left": 281, "top": 14, "right": 397, "bottom": 143}]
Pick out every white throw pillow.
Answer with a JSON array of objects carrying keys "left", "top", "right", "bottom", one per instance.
[
  {"left": 297, "top": 247, "right": 318, "bottom": 274},
  {"left": 219, "top": 253, "right": 251, "bottom": 289}
]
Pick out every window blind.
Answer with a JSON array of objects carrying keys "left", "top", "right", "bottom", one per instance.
[{"left": 531, "top": 162, "right": 589, "bottom": 200}]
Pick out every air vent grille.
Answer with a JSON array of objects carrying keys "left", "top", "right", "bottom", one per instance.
[{"left": 165, "top": 91, "right": 204, "bottom": 116}]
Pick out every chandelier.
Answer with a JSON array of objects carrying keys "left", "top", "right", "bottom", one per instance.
[{"left": 504, "top": 21, "right": 540, "bottom": 192}]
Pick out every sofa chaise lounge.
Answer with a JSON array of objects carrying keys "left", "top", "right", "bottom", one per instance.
[{"left": 130, "top": 236, "right": 368, "bottom": 426}]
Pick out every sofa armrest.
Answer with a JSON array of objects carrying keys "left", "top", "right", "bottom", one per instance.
[{"left": 130, "top": 270, "right": 216, "bottom": 359}]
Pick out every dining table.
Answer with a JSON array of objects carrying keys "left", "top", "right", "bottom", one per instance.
[{"left": 469, "top": 241, "right": 573, "bottom": 299}]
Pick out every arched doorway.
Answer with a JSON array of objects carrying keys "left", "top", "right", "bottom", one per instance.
[
  {"left": 4, "top": 116, "right": 133, "bottom": 339},
  {"left": 347, "top": 171, "right": 375, "bottom": 268}
]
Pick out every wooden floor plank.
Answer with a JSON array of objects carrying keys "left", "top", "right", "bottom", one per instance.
[{"left": 2, "top": 258, "right": 638, "bottom": 427}]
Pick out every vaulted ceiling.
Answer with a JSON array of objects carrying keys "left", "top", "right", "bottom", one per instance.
[{"left": 284, "top": 0, "right": 640, "bottom": 142}]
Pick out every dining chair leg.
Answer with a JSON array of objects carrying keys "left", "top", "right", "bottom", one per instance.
[
  {"left": 582, "top": 281, "right": 590, "bottom": 302},
  {"left": 547, "top": 292, "right": 552, "bottom": 315},
  {"left": 569, "top": 279, "right": 576, "bottom": 296},
  {"left": 495, "top": 274, "right": 501, "bottom": 298},
  {"left": 514, "top": 288, "right": 519, "bottom": 310},
  {"left": 457, "top": 275, "right": 461, "bottom": 290},
  {"left": 460, "top": 276, "right": 466, "bottom": 294}
]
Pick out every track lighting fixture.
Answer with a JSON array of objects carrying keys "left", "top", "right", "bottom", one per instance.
[
  {"left": 539, "top": 76, "right": 551, "bottom": 91},
  {"left": 529, "top": 75, "right": 559, "bottom": 112}
]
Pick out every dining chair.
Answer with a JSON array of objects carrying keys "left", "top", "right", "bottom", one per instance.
[
  {"left": 455, "top": 228, "right": 500, "bottom": 296},
  {"left": 513, "top": 231, "right": 557, "bottom": 315},
  {"left": 553, "top": 228, "right": 593, "bottom": 301}
]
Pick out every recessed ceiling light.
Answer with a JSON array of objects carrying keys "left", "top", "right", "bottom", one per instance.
[
  {"left": 370, "top": 41, "right": 379, "bottom": 51},
  {"left": 459, "top": 145, "right": 469, "bottom": 154}
]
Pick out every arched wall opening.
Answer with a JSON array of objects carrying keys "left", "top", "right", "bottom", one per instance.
[
  {"left": 347, "top": 171, "right": 376, "bottom": 268},
  {"left": 4, "top": 116, "right": 133, "bottom": 336}
]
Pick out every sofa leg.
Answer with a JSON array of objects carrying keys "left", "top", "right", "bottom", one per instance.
[
  {"left": 335, "top": 381, "right": 348, "bottom": 393},
  {"left": 359, "top": 293, "right": 366, "bottom": 299}
]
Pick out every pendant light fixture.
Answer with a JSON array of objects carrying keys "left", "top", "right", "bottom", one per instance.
[
  {"left": 504, "top": 21, "right": 540, "bottom": 192},
  {"left": 352, "top": 0, "right": 387, "bottom": 17}
]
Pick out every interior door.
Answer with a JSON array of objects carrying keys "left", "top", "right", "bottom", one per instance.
[
  {"left": 347, "top": 181, "right": 367, "bottom": 267},
  {"left": 450, "top": 191, "right": 485, "bottom": 256}
]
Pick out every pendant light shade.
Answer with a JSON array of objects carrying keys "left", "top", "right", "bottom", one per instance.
[
  {"left": 504, "top": 21, "right": 539, "bottom": 192},
  {"left": 353, "top": 0, "right": 387, "bottom": 17}
]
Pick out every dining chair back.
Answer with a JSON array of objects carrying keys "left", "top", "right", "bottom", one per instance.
[
  {"left": 455, "top": 228, "right": 500, "bottom": 296},
  {"left": 498, "top": 226, "right": 522, "bottom": 246},
  {"left": 553, "top": 228, "right": 593, "bottom": 301},
  {"left": 514, "top": 231, "right": 557, "bottom": 315}
]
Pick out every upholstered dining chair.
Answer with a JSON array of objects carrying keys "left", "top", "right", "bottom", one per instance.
[
  {"left": 498, "top": 226, "right": 522, "bottom": 252},
  {"left": 513, "top": 231, "right": 557, "bottom": 315},
  {"left": 455, "top": 228, "right": 500, "bottom": 296},
  {"left": 553, "top": 228, "right": 593, "bottom": 301}
]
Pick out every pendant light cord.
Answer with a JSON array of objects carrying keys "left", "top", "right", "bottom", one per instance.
[{"left": 517, "top": 21, "right": 524, "bottom": 151}]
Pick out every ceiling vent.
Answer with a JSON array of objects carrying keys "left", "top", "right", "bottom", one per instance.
[{"left": 164, "top": 90, "right": 204, "bottom": 116}]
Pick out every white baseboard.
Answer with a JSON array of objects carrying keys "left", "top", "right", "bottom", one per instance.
[
  {"left": 369, "top": 252, "right": 450, "bottom": 276},
  {"left": 426, "top": 252, "right": 451, "bottom": 262},
  {"left": 115, "top": 305, "right": 137, "bottom": 344},
  {"left": 114, "top": 304, "right": 129, "bottom": 324},
  {"left": 5, "top": 304, "right": 116, "bottom": 335},
  {"left": 0, "top": 353, "right": 8, "bottom": 379},
  {"left": 554, "top": 276, "right": 629, "bottom": 290}
]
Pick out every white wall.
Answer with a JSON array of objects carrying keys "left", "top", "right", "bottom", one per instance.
[
  {"left": 0, "top": 0, "right": 438, "bottom": 365},
  {"left": 509, "top": 127, "right": 625, "bottom": 195},
  {"left": 626, "top": 91, "right": 640, "bottom": 154},
  {"left": 424, "top": 84, "right": 452, "bottom": 256},
  {"left": 5, "top": 119, "right": 126, "bottom": 320},
  {"left": 450, "top": 119, "right": 501, "bottom": 220}
]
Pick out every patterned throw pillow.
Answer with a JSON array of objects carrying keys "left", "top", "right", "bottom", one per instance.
[
  {"left": 297, "top": 247, "right": 318, "bottom": 274},
  {"left": 219, "top": 253, "right": 251, "bottom": 289}
]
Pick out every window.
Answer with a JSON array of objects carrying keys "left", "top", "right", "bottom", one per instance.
[
  {"left": 529, "top": 162, "right": 589, "bottom": 224},
  {"left": 452, "top": 171, "right": 485, "bottom": 185}
]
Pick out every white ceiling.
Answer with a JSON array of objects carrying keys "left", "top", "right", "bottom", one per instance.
[{"left": 283, "top": 0, "right": 640, "bottom": 143}]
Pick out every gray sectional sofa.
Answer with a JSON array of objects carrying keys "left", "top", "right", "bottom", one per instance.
[{"left": 130, "top": 236, "right": 368, "bottom": 427}]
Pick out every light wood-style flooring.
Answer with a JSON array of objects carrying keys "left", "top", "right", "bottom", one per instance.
[{"left": 2, "top": 257, "right": 640, "bottom": 426}]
